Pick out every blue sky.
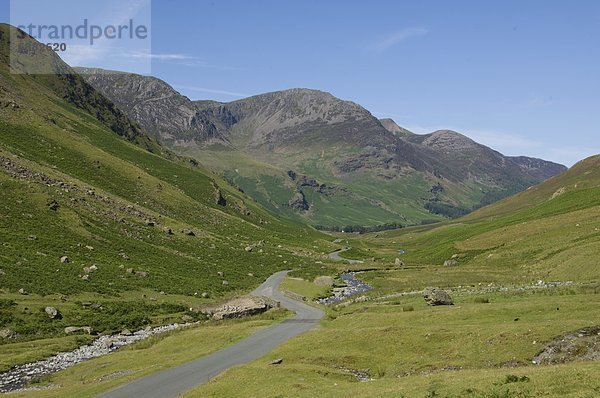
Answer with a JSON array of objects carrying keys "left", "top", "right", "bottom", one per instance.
[{"left": 2, "top": 0, "right": 599, "bottom": 165}]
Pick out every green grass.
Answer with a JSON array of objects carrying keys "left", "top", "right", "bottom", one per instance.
[
  {"left": 280, "top": 277, "right": 332, "bottom": 301},
  {"left": 4, "top": 309, "right": 290, "bottom": 398},
  {"left": 185, "top": 287, "right": 600, "bottom": 397},
  {"left": 0, "top": 24, "right": 335, "bottom": 371}
]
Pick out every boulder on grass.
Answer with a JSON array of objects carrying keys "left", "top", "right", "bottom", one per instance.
[
  {"left": 423, "top": 287, "right": 454, "bottom": 306},
  {"left": 45, "top": 306, "right": 62, "bottom": 319}
]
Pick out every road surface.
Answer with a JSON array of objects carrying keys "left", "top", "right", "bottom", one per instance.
[
  {"left": 328, "top": 247, "right": 364, "bottom": 264},
  {"left": 98, "top": 271, "right": 324, "bottom": 398}
]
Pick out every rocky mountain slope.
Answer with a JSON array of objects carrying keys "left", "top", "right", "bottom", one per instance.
[
  {"left": 76, "top": 71, "right": 567, "bottom": 228},
  {"left": 74, "top": 67, "right": 229, "bottom": 148}
]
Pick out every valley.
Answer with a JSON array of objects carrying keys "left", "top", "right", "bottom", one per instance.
[{"left": 0, "top": 12, "right": 598, "bottom": 398}]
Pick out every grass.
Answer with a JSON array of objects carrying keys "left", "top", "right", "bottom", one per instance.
[
  {"left": 4, "top": 309, "right": 290, "bottom": 398},
  {"left": 185, "top": 287, "right": 600, "bottom": 397},
  {"left": 280, "top": 277, "right": 332, "bottom": 301},
  {"left": 0, "top": 24, "right": 335, "bottom": 371}
]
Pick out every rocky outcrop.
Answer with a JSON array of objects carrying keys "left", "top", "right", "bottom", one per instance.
[
  {"left": 533, "top": 326, "right": 600, "bottom": 365},
  {"left": 423, "top": 288, "right": 454, "bottom": 306},
  {"left": 202, "top": 296, "right": 278, "bottom": 320},
  {"left": 288, "top": 191, "right": 309, "bottom": 211},
  {"left": 74, "top": 67, "right": 229, "bottom": 148}
]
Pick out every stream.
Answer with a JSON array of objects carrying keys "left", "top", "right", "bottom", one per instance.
[{"left": 317, "top": 272, "right": 373, "bottom": 305}]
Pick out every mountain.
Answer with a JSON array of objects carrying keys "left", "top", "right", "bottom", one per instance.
[
  {"left": 379, "top": 118, "right": 414, "bottom": 137},
  {"left": 0, "top": 23, "right": 327, "bottom": 351},
  {"left": 74, "top": 67, "right": 229, "bottom": 148},
  {"left": 77, "top": 72, "right": 566, "bottom": 228}
]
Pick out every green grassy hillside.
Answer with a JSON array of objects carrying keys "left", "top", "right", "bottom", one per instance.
[{"left": 0, "top": 23, "right": 333, "bottom": 366}]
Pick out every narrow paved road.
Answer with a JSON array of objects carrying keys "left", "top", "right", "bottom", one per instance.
[
  {"left": 98, "top": 271, "right": 323, "bottom": 398},
  {"left": 328, "top": 248, "right": 364, "bottom": 264}
]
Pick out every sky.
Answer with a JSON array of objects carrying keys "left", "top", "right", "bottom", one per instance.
[{"left": 1, "top": 0, "right": 599, "bottom": 166}]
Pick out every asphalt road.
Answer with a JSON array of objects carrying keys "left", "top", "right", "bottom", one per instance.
[
  {"left": 98, "top": 271, "right": 324, "bottom": 398},
  {"left": 328, "top": 247, "right": 364, "bottom": 264}
]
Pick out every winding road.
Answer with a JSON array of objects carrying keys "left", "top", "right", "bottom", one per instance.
[
  {"left": 98, "top": 271, "right": 323, "bottom": 398},
  {"left": 328, "top": 247, "right": 364, "bottom": 264}
]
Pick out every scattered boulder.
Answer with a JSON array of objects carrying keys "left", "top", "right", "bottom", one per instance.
[
  {"left": 27, "top": 235, "right": 37, "bottom": 241},
  {"left": 45, "top": 306, "right": 62, "bottom": 319},
  {"left": 145, "top": 220, "right": 155, "bottom": 227},
  {"left": 0, "top": 328, "right": 17, "bottom": 339},
  {"left": 443, "top": 260, "right": 457, "bottom": 267},
  {"left": 222, "top": 280, "right": 229, "bottom": 285},
  {"left": 60, "top": 256, "right": 70, "bottom": 264},
  {"left": 423, "top": 287, "right": 454, "bottom": 306},
  {"left": 119, "top": 252, "right": 130, "bottom": 260},
  {"left": 18, "top": 288, "right": 28, "bottom": 295},
  {"left": 183, "top": 229, "right": 196, "bottom": 236},
  {"left": 64, "top": 326, "right": 92, "bottom": 335},
  {"left": 162, "top": 227, "right": 174, "bottom": 235},
  {"left": 201, "top": 292, "right": 209, "bottom": 298},
  {"left": 395, "top": 258, "right": 404, "bottom": 266},
  {"left": 269, "top": 358, "right": 283, "bottom": 365},
  {"left": 121, "top": 329, "right": 132, "bottom": 336},
  {"left": 126, "top": 268, "right": 134, "bottom": 274},
  {"left": 244, "top": 246, "right": 253, "bottom": 252}
]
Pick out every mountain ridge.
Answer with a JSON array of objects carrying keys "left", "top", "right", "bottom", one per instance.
[{"left": 75, "top": 66, "right": 567, "bottom": 227}]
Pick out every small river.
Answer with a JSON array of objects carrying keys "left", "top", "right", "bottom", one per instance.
[{"left": 317, "top": 272, "right": 372, "bottom": 304}]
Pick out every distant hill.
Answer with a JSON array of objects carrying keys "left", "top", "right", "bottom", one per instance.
[
  {"left": 76, "top": 71, "right": 567, "bottom": 228},
  {"left": 374, "top": 153, "right": 599, "bottom": 283}
]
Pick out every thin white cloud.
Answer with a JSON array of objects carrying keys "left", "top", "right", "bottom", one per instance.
[
  {"left": 174, "top": 85, "right": 250, "bottom": 98},
  {"left": 129, "top": 52, "right": 195, "bottom": 60},
  {"left": 370, "top": 27, "right": 428, "bottom": 54},
  {"left": 61, "top": 44, "right": 111, "bottom": 65}
]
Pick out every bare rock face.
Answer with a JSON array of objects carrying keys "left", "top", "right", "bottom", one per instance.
[
  {"left": 74, "top": 67, "right": 229, "bottom": 148},
  {"left": 288, "top": 191, "right": 309, "bottom": 211},
  {"left": 423, "top": 288, "right": 454, "bottom": 306}
]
